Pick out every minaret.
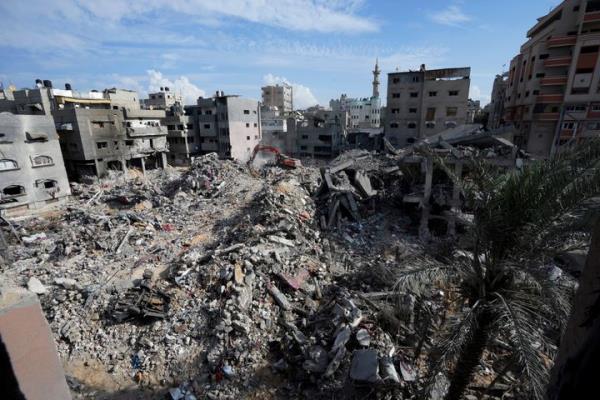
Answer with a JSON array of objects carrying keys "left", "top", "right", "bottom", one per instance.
[{"left": 372, "top": 58, "right": 380, "bottom": 98}]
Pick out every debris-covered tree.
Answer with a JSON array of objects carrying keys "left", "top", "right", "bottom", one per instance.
[{"left": 393, "top": 141, "right": 600, "bottom": 400}]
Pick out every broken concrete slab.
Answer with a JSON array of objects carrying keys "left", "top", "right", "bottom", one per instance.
[
  {"left": 27, "top": 277, "right": 47, "bottom": 295},
  {"left": 349, "top": 349, "right": 380, "bottom": 383}
]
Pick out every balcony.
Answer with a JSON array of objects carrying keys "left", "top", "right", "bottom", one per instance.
[
  {"left": 547, "top": 36, "right": 577, "bottom": 47},
  {"left": 534, "top": 112, "right": 560, "bottom": 121},
  {"left": 536, "top": 93, "right": 564, "bottom": 103},
  {"left": 540, "top": 76, "right": 568, "bottom": 86},
  {"left": 584, "top": 11, "right": 600, "bottom": 23},
  {"left": 544, "top": 56, "right": 572, "bottom": 67}
]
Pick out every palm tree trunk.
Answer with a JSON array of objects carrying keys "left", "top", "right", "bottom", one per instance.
[{"left": 444, "top": 313, "right": 491, "bottom": 400}]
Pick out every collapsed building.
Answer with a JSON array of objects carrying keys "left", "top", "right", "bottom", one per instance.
[
  {"left": 0, "top": 112, "right": 71, "bottom": 216},
  {"left": 289, "top": 109, "right": 348, "bottom": 159}
]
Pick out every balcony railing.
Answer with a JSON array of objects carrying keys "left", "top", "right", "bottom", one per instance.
[
  {"left": 547, "top": 36, "right": 577, "bottom": 47},
  {"left": 536, "top": 93, "right": 564, "bottom": 103},
  {"left": 540, "top": 76, "right": 569, "bottom": 86},
  {"left": 533, "top": 112, "right": 560, "bottom": 121},
  {"left": 544, "top": 56, "right": 572, "bottom": 67},
  {"left": 584, "top": 11, "right": 600, "bottom": 23}
]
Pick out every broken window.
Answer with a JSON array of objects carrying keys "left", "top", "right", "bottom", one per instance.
[
  {"left": 409, "top": 108, "right": 417, "bottom": 113},
  {"left": 36, "top": 179, "right": 58, "bottom": 190},
  {"left": 125, "top": 140, "right": 134, "bottom": 146},
  {"left": 390, "top": 123, "right": 399, "bottom": 128},
  {"left": 449, "top": 90, "right": 459, "bottom": 96},
  {"left": 446, "top": 107, "right": 458, "bottom": 117},
  {"left": 246, "top": 123, "right": 250, "bottom": 128},
  {"left": 246, "top": 136, "right": 250, "bottom": 140},
  {"left": 392, "top": 93, "right": 400, "bottom": 98},
  {"left": 428, "top": 91, "right": 437, "bottom": 97},
  {"left": 31, "top": 155, "right": 53, "bottom": 167},
  {"left": 186, "top": 123, "right": 194, "bottom": 129},
  {"left": 407, "top": 122, "right": 417, "bottom": 129},
  {"left": 0, "top": 159, "right": 18, "bottom": 171},
  {"left": 96, "top": 142, "right": 108, "bottom": 149},
  {"left": 243, "top": 110, "right": 250, "bottom": 114},
  {"left": 391, "top": 108, "right": 400, "bottom": 114},
  {"left": 392, "top": 78, "right": 400, "bottom": 84},
  {"left": 426, "top": 121, "right": 435, "bottom": 129},
  {"left": 426, "top": 107, "right": 436, "bottom": 121},
  {"left": 2, "top": 185, "right": 25, "bottom": 196},
  {"left": 410, "top": 92, "right": 418, "bottom": 98}
]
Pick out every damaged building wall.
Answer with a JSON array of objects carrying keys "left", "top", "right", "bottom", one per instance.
[{"left": 0, "top": 112, "right": 71, "bottom": 216}]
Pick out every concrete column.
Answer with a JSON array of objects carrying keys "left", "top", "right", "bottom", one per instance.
[
  {"left": 120, "top": 159, "right": 128, "bottom": 177},
  {"left": 448, "top": 162, "right": 463, "bottom": 236},
  {"left": 419, "top": 156, "right": 433, "bottom": 241},
  {"left": 160, "top": 152, "right": 167, "bottom": 169},
  {"left": 140, "top": 157, "right": 146, "bottom": 176}
]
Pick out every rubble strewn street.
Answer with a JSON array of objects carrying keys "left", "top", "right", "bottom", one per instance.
[{"left": 0, "top": 146, "right": 584, "bottom": 399}]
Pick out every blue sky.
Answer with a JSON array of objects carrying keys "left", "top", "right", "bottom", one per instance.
[{"left": 0, "top": 0, "right": 561, "bottom": 108}]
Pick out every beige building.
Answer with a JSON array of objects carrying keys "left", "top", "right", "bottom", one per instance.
[
  {"left": 386, "top": 65, "right": 471, "bottom": 147},
  {"left": 489, "top": 73, "right": 509, "bottom": 129},
  {"left": 261, "top": 84, "right": 293, "bottom": 113},
  {"left": 144, "top": 87, "right": 182, "bottom": 110},
  {"left": 503, "top": 0, "right": 600, "bottom": 156}
]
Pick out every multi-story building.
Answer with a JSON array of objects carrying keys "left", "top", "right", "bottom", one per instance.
[
  {"left": 187, "top": 91, "right": 261, "bottom": 162},
  {"left": 330, "top": 60, "right": 382, "bottom": 130},
  {"left": 489, "top": 73, "right": 509, "bottom": 129},
  {"left": 261, "top": 84, "right": 293, "bottom": 113},
  {"left": 289, "top": 109, "right": 348, "bottom": 159},
  {"left": 466, "top": 99, "right": 482, "bottom": 124},
  {"left": 163, "top": 104, "right": 197, "bottom": 166},
  {"left": 0, "top": 111, "right": 70, "bottom": 216},
  {"left": 386, "top": 65, "right": 471, "bottom": 147},
  {"left": 260, "top": 106, "right": 296, "bottom": 155},
  {"left": 503, "top": 0, "right": 600, "bottom": 156},
  {"left": 144, "top": 87, "right": 182, "bottom": 110}
]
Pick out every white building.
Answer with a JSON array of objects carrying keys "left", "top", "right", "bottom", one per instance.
[
  {"left": 329, "top": 60, "right": 382, "bottom": 130},
  {"left": 261, "top": 84, "right": 293, "bottom": 113}
]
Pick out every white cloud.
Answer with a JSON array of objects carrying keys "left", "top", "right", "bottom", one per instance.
[
  {"left": 147, "top": 70, "right": 206, "bottom": 104},
  {"left": 263, "top": 74, "right": 319, "bottom": 109},
  {"left": 78, "top": 0, "right": 378, "bottom": 33},
  {"left": 469, "top": 85, "right": 491, "bottom": 105},
  {"left": 429, "top": 5, "right": 471, "bottom": 27}
]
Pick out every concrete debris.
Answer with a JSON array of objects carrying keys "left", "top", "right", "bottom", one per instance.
[
  {"left": 27, "top": 277, "right": 47, "bottom": 294},
  {"left": 0, "top": 147, "right": 546, "bottom": 399}
]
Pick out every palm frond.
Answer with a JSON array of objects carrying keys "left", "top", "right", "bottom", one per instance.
[
  {"left": 492, "top": 292, "right": 552, "bottom": 400},
  {"left": 392, "top": 255, "right": 466, "bottom": 296}
]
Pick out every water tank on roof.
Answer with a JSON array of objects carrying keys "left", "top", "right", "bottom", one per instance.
[
  {"left": 43, "top": 80, "right": 53, "bottom": 88},
  {"left": 65, "top": 83, "right": 72, "bottom": 90}
]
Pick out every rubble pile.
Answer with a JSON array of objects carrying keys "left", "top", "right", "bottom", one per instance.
[{"left": 0, "top": 146, "right": 545, "bottom": 399}]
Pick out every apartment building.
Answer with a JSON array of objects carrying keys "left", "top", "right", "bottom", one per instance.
[
  {"left": 290, "top": 109, "right": 348, "bottom": 159},
  {"left": 260, "top": 106, "right": 296, "bottom": 155},
  {"left": 144, "top": 87, "right": 182, "bottom": 110},
  {"left": 503, "top": 0, "right": 600, "bottom": 156},
  {"left": 261, "top": 84, "right": 293, "bottom": 113},
  {"left": 330, "top": 60, "right": 382, "bottom": 130},
  {"left": 386, "top": 65, "right": 471, "bottom": 147},
  {"left": 163, "top": 104, "right": 197, "bottom": 166},
  {"left": 0, "top": 111, "right": 70, "bottom": 216},
  {"left": 188, "top": 92, "right": 261, "bottom": 162},
  {"left": 489, "top": 73, "right": 509, "bottom": 129},
  {"left": 466, "top": 99, "right": 482, "bottom": 124}
]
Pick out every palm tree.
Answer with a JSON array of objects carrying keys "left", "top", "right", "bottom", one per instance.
[{"left": 393, "top": 141, "right": 600, "bottom": 400}]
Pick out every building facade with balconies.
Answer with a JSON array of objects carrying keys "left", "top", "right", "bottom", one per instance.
[
  {"left": 503, "top": 0, "right": 600, "bottom": 156},
  {"left": 385, "top": 65, "right": 471, "bottom": 147}
]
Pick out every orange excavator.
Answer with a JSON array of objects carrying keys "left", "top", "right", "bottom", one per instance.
[{"left": 247, "top": 144, "right": 302, "bottom": 170}]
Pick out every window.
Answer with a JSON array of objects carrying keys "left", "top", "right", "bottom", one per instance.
[
  {"left": 426, "top": 107, "right": 436, "bottom": 121},
  {"left": 246, "top": 123, "right": 250, "bottom": 127},
  {"left": 391, "top": 108, "right": 400, "bottom": 114},
  {"left": 429, "top": 91, "right": 437, "bottom": 97},
  {"left": 412, "top": 76, "right": 420, "bottom": 83},
  {"left": 407, "top": 122, "right": 417, "bottom": 129},
  {"left": 204, "top": 124, "right": 210, "bottom": 129},
  {"left": 92, "top": 121, "right": 105, "bottom": 128},
  {"left": 37, "top": 179, "right": 58, "bottom": 190},
  {"left": 536, "top": 72, "right": 545, "bottom": 78},
  {"left": 96, "top": 142, "right": 108, "bottom": 149},
  {"left": 31, "top": 155, "right": 53, "bottom": 167},
  {"left": 572, "top": 87, "right": 590, "bottom": 94},
  {"left": 581, "top": 45, "right": 600, "bottom": 54},
  {"left": 0, "top": 159, "right": 18, "bottom": 171},
  {"left": 566, "top": 105, "right": 586, "bottom": 112},
  {"left": 246, "top": 136, "right": 250, "bottom": 140},
  {"left": 167, "top": 125, "right": 176, "bottom": 130},
  {"left": 243, "top": 110, "right": 250, "bottom": 114},
  {"left": 425, "top": 122, "right": 436, "bottom": 129},
  {"left": 562, "top": 122, "right": 575, "bottom": 130},
  {"left": 390, "top": 123, "right": 399, "bottom": 128},
  {"left": 409, "top": 108, "right": 417, "bottom": 113},
  {"left": 301, "top": 135, "right": 309, "bottom": 139},
  {"left": 592, "top": 104, "right": 600, "bottom": 111},
  {"left": 254, "top": 123, "right": 257, "bottom": 127},
  {"left": 392, "top": 93, "right": 400, "bottom": 98},
  {"left": 449, "top": 90, "right": 459, "bottom": 96},
  {"left": 2, "top": 185, "right": 25, "bottom": 196},
  {"left": 446, "top": 107, "right": 458, "bottom": 117},
  {"left": 300, "top": 146, "right": 307, "bottom": 150},
  {"left": 539, "top": 54, "right": 549, "bottom": 60},
  {"left": 392, "top": 78, "right": 400, "bottom": 84},
  {"left": 186, "top": 123, "right": 194, "bottom": 129},
  {"left": 206, "top": 110, "right": 212, "bottom": 115},
  {"left": 410, "top": 92, "right": 418, "bottom": 98},
  {"left": 587, "top": 122, "right": 600, "bottom": 130}
]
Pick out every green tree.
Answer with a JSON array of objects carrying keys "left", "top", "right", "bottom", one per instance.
[{"left": 394, "top": 141, "right": 600, "bottom": 400}]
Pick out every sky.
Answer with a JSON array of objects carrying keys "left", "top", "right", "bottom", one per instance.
[{"left": 0, "top": 0, "right": 562, "bottom": 109}]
